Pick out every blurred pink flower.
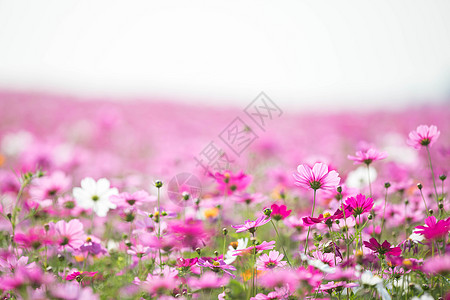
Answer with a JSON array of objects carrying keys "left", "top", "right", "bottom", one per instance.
[
  {"left": 269, "top": 204, "right": 291, "bottom": 221},
  {"left": 348, "top": 148, "right": 388, "bottom": 165},
  {"left": 188, "top": 271, "right": 230, "bottom": 290},
  {"left": 214, "top": 170, "right": 252, "bottom": 195},
  {"left": 414, "top": 216, "right": 450, "bottom": 240}
]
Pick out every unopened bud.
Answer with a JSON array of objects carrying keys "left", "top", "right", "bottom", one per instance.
[
  {"left": 263, "top": 208, "right": 272, "bottom": 217},
  {"left": 368, "top": 214, "right": 373, "bottom": 220},
  {"left": 429, "top": 209, "right": 434, "bottom": 215},
  {"left": 337, "top": 186, "right": 342, "bottom": 193},
  {"left": 195, "top": 248, "right": 201, "bottom": 255},
  {"left": 417, "top": 183, "right": 423, "bottom": 190},
  {"left": 384, "top": 182, "right": 391, "bottom": 188},
  {"left": 214, "top": 251, "right": 219, "bottom": 257},
  {"left": 439, "top": 174, "right": 447, "bottom": 181},
  {"left": 155, "top": 180, "right": 163, "bottom": 188},
  {"left": 222, "top": 228, "right": 228, "bottom": 236}
]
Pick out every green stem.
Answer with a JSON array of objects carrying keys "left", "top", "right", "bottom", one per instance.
[
  {"left": 426, "top": 146, "right": 439, "bottom": 206},
  {"left": 304, "top": 189, "right": 317, "bottom": 255},
  {"left": 381, "top": 186, "right": 389, "bottom": 238},
  {"left": 270, "top": 220, "right": 292, "bottom": 267},
  {"left": 419, "top": 189, "right": 430, "bottom": 217},
  {"left": 366, "top": 164, "right": 372, "bottom": 198}
]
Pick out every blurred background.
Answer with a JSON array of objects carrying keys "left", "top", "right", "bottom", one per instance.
[{"left": 0, "top": 0, "right": 450, "bottom": 111}]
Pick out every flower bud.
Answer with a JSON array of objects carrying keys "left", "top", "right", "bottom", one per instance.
[
  {"left": 222, "top": 228, "right": 228, "bottom": 236},
  {"left": 417, "top": 183, "right": 423, "bottom": 190},
  {"left": 155, "top": 180, "right": 163, "bottom": 188},
  {"left": 439, "top": 203, "right": 444, "bottom": 210},
  {"left": 195, "top": 248, "right": 201, "bottom": 255},
  {"left": 182, "top": 192, "right": 190, "bottom": 201},
  {"left": 439, "top": 174, "right": 447, "bottom": 181},
  {"left": 429, "top": 209, "right": 434, "bottom": 215},
  {"left": 263, "top": 208, "right": 272, "bottom": 217},
  {"left": 337, "top": 186, "right": 342, "bottom": 193},
  {"left": 368, "top": 214, "right": 373, "bottom": 220},
  {"left": 384, "top": 182, "right": 391, "bottom": 188},
  {"left": 214, "top": 251, "right": 219, "bottom": 257}
]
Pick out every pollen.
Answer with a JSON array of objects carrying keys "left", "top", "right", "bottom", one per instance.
[
  {"left": 212, "top": 261, "right": 220, "bottom": 267},
  {"left": 230, "top": 241, "right": 239, "bottom": 249},
  {"left": 323, "top": 212, "right": 331, "bottom": 218}
]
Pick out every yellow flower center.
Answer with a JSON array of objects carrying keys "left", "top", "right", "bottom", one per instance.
[
  {"left": 212, "top": 261, "right": 220, "bottom": 267},
  {"left": 204, "top": 207, "right": 219, "bottom": 219},
  {"left": 230, "top": 241, "right": 239, "bottom": 249},
  {"left": 403, "top": 259, "right": 412, "bottom": 266},
  {"left": 323, "top": 212, "right": 331, "bottom": 218}
]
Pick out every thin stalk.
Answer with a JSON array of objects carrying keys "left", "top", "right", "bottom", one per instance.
[
  {"left": 381, "top": 186, "right": 389, "bottom": 238},
  {"left": 419, "top": 189, "right": 430, "bottom": 217},
  {"left": 270, "top": 219, "right": 292, "bottom": 267},
  {"left": 426, "top": 146, "right": 439, "bottom": 205},
  {"left": 328, "top": 227, "right": 337, "bottom": 266},
  {"left": 304, "top": 189, "right": 317, "bottom": 255},
  {"left": 366, "top": 164, "right": 372, "bottom": 198}
]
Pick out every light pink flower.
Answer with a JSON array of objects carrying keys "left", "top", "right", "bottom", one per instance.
[
  {"left": 51, "top": 219, "right": 86, "bottom": 251},
  {"left": 257, "top": 250, "right": 287, "bottom": 270},
  {"left": 407, "top": 125, "right": 440, "bottom": 149},
  {"left": 293, "top": 163, "right": 340, "bottom": 191},
  {"left": 348, "top": 148, "right": 388, "bottom": 165},
  {"left": 414, "top": 216, "right": 450, "bottom": 240},
  {"left": 231, "top": 215, "right": 271, "bottom": 234}
]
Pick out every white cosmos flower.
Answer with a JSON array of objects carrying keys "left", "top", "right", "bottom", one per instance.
[
  {"left": 224, "top": 238, "right": 248, "bottom": 264},
  {"left": 346, "top": 166, "right": 377, "bottom": 189},
  {"left": 73, "top": 177, "right": 118, "bottom": 217}
]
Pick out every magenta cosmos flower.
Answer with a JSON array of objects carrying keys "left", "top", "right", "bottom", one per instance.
[
  {"left": 269, "top": 204, "right": 291, "bottom": 221},
  {"left": 231, "top": 215, "right": 271, "bottom": 234},
  {"left": 345, "top": 194, "right": 373, "bottom": 217},
  {"left": 348, "top": 148, "right": 388, "bottom": 165},
  {"left": 214, "top": 170, "right": 252, "bottom": 195},
  {"left": 293, "top": 163, "right": 340, "bottom": 191},
  {"left": 414, "top": 216, "right": 450, "bottom": 240},
  {"left": 302, "top": 208, "right": 349, "bottom": 227},
  {"left": 197, "top": 258, "right": 236, "bottom": 278},
  {"left": 256, "top": 250, "right": 287, "bottom": 270},
  {"left": 364, "top": 237, "right": 401, "bottom": 256},
  {"left": 407, "top": 125, "right": 440, "bottom": 149}
]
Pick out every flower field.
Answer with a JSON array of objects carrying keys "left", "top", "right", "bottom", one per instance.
[{"left": 0, "top": 92, "right": 449, "bottom": 299}]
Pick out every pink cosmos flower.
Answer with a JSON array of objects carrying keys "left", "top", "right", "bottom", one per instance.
[
  {"left": 29, "top": 171, "right": 71, "bottom": 206},
  {"left": 269, "top": 204, "right": 291, "bottom": 221},
  {"left": 302, "top": 208, "right": 349, "bottom": 227},
  {"left": 414, "top": 216, "right": 450, "bottom": 240},
  {"left": 214, "top": 170, "right": 252, "bottom": 195},
  {"left": 14, "top": 227, "right": 53, "bottom": 250},
  {"left": 348, "top": 148, "right": 388, "bottom": 165},
  {"left": 364, "top": 237, "right": 401, "bottom": 256},
  {"left": 231, "top": 215, "right": 271, "bottom": 234},
  {"left": 422, "top": 255, "right": 450, "bottom": 275},
  {"left": 168, "top": 218, "right": 211, "bottom": 249},
  {"left": 233, "top": 241, "right": 276, "bottom": 256},
  {"left": 66, "top": 271, "right": 98, "bottom": 281},
  {"left": 197, "top": 258, "right": 236, "bottom": 278},
  {"left": 110, "top": 190, "right": 155, "bottom": 208},
  {"left": 127, "top": 244, "right": 151, "bottom": 258},
  {"left": 188, "top": 271, "right": 230, "bottom": 290},
  {"left": 257, "top": 250, "right": 287, "bottom": 270},
  {"left": 232, "top": 192, "right": 266, "bottom": 205},
  {"left": 51, "top": 219, "right": 86, "bottom": 251},
  {"left": 345, "top": 194, "right": 373, "bottom": 217},
  {"left": 407, "top": 125, "right": 440, "bottom": 149},
  {"left": 293, "top": 163, "right": 340, "bottom": 191}
]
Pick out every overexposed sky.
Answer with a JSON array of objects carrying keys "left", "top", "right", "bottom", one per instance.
[{"left": 0, "top": 0, "right": 450, "bottom": 110}]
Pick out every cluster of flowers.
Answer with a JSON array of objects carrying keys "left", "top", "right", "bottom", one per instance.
[{"left": 0, "top": 95, "right": 449, "bottom": 299}]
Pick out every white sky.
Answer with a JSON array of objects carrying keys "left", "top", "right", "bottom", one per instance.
[{"left": 0, "top": 0, "right": 450, "bottom": 110}]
